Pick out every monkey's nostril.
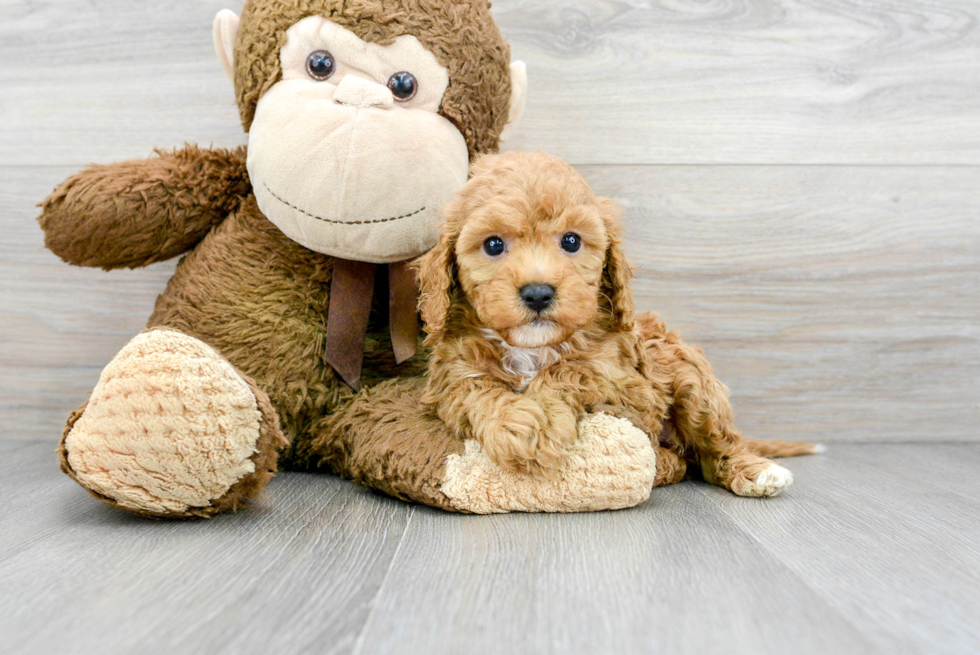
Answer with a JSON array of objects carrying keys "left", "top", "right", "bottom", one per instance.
[{"left": 520, "top": 284, "right": 555, "bottom": 313}]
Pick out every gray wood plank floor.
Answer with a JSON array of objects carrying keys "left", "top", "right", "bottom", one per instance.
[
  {"left": 1, "top": 442, "right": 978, "bottom": 655},
  {"left": 2, "top": 2, "right": 979, "bottom": 653}
]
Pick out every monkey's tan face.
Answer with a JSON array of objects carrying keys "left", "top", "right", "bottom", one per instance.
[{"left": 247, "top": 16, "right": 470, "bottom": 263}]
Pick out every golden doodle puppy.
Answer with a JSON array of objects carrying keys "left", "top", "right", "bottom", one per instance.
[{"left": 416, "top": 151, "right": 819, "bottom": 497}]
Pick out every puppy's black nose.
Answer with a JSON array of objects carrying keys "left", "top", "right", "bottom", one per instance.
[{"left": 520, "top": 284, "right": 555, "bottom": 313}]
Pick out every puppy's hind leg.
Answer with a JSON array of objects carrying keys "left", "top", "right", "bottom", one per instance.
[
  {"left": 699, "top": 451, "right": 794, "bottom": 498},
  {"left": 638, "top": 315, "right": 793, "bottom": 498},
  {"left": 672, "top": 355, "right": 792, "bottom": 496}
]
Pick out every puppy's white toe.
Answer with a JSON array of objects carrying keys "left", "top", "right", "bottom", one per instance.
[{"left": 738, "top": 464, "right": 794, "bottom": 498}]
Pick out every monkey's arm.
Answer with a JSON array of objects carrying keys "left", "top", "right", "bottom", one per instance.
[{"left": 38, "top": 145, "right": 250, "bottom": 270}]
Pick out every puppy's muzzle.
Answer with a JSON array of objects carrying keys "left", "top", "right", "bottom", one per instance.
[{"left": 520, "top": 284, "right": 555, "bottom": 313}]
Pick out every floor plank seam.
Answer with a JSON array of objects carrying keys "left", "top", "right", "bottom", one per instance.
[
  {"left": 349, "top": 505, "right": 416, "bottom": 655},
  {"left": 688, "top": 484, "right": 891, "bottom": 652}
]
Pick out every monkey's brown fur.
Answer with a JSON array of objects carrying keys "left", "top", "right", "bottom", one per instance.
[
  {"left": 39, "top": 0, "right": 512, "bottom": 518},
  {"left": 417, "top": 152, "right": 818, "bottom": 493}
]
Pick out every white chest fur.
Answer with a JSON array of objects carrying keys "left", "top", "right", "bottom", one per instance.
[{"left": 481, "top": 329, "right": 570, "bottom": 392}]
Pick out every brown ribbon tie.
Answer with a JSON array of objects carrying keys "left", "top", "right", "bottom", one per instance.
[{"left": 324, "top": 258, "right": 419, "bottom": 391}]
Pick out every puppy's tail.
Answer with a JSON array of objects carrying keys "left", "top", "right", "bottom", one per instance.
[{"left": 743, "top": 438, "right": 825, "bottom": 458}]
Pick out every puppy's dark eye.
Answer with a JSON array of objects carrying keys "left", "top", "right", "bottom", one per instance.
[
  {"left": 560, "top": 233, "right": 582, "bottom": 253},
  {"left": 483, "top": 236, "right": 505, "bottom": 257},
  {"left": 388, "top": 72, "right": 418, "bottom": 101},
  {"left": 307, "top": 51, "right": 336, "bottom": 81}
]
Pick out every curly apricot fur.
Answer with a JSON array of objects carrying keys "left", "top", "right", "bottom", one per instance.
[{"left": 419, "top": 152, "right": 818, "bottom": 488}]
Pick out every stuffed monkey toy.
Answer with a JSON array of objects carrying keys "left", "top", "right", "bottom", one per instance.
[{"left": 38, "top": 0, "right": 660, "bottom": 519}]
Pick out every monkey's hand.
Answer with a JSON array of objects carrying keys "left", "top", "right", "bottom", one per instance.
[{"left": 38, "top": 144, "right": 250, "bottom": 270}]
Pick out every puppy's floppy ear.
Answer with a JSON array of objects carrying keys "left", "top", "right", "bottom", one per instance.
[
  {"left": 597, "top": 196, "right": 635, "bottom": 331},
  {"left": 414, "top": 200, "right": 462, "bottom": 343}
]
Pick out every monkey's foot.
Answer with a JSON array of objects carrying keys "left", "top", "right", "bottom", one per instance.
[
  {"left": 59, "top": 329, "right": 286, "bottom": 519},
  {"left": 440, "top": 413, "right": 657, "bottom": 514}
]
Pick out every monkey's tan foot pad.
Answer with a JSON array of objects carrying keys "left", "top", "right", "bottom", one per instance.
[
  {"left": 60, "top": 329, "right": 285, "bottom": 519},
  {"left": 440, "top": 413, "right": 657, "bottom": 514}
]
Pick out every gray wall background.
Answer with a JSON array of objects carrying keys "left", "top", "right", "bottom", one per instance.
[{"left": 1, "top": 0, "right": 977, "bottom": 443}]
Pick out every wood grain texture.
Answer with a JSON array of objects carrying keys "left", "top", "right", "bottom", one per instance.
[
  {"left": 0, "top": 0, "right": 248, "bottom": 168},
  {"left": 2, "top": 0, "right": 979, "bottom": 166},
  {"left": 498, "top": 0, "right": 980, "bottom": 165},
  {"left": 353, "top": 488, "right": 878, "bottom": 655},
  {"left": 0, "top": 442, "right": 412, "bottom": 655},
  {"left": 699, "top": 444, "right": 980, "bottom": 654},
  {"left": 582, "top": 164, "right": 980, "bottom": 442},
  {"left": 4, "top": 442, "right": 978, "bottom": 654}
]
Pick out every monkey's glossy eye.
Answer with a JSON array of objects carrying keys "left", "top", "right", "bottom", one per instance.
[
  {"left": 388, "top": 72, "right": 418, "bottom": 101},
  {"left": 560, "top": 233, "right": 583, "bottom": 253},
  {"left": 483, "top": 236, "right": 506, "bottom": 257},
  {"left": 306, "top": 50, "right": 336, "bottom": 81}
]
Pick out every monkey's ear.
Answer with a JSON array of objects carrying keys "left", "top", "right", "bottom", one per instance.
[
  {"left": 499, "top": 61, "right": 529, "bottom": 143},
  {"left": 213, "top": 10, "right": 240, "bottom": 83}
]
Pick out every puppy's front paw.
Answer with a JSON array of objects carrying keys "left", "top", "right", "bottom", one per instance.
[
  {"left": 532, "top": 400, "right": 579, "bottom": 478},
  {"left": 476, "top": 397, "right": 570, "bottom": 479}
]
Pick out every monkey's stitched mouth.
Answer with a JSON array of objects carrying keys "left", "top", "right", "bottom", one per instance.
[{"left": 264, "top": 184, "right": 425, "bottom": 225}]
